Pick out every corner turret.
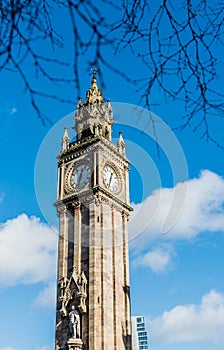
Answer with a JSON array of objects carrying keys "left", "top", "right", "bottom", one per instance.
[
  {"left": 117, "top": 131, "right": 126, "bottom": 155},
  {"left": 62, "top": 127, "right": 70, "bottom": 151}
]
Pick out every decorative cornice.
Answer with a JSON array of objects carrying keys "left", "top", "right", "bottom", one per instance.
[
  {"left": 54, "top": 187, "right": 132, "bottom": 214},
  {"left": 57, "top": 135, "right": 130, "bottom": 165}
]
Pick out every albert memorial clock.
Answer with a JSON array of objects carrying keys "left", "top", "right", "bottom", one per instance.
[{"left": 54, "top": 74, "right": 132, "bottom": 350}]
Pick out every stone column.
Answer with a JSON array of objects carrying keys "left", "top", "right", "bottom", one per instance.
[
  {"left": 101, "top": 202, "right": 114, "bottom": 349},
  {"left": 113, "top": 208, "right": 125, "bottom": 350},
  {"left": 123, "top": 212, "right": 132, "bottom": 349},
  {"left": 88, "top": 201, "right": 102, "bottom": 349},
  {"left": 73, "top": 202, "right": 82, "bottom": 274}
]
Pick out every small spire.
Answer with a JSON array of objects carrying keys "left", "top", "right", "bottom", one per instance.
[
  {"left": 76, "top": 97, "right": 82, "bottom": 109},
  {"left": 62, "top": 127, "right": 70, "bottom": 151},
  {"left": 107, "top": 99, "right": 112, "bottom": 114},
  {"left": 117, "top": 131, "right": 126, "bottom": 155},
  {"left": 74, "top": 70, "right": 114, "bottom": 142},
  {"left": 91, "top": 75, "right": 97, "bottom": 88},
  {"left": 89, "top": 66, "right": 98, "bottom": 90},
  {"left": 84, "top": 72, "right": 104, "bottom": 106}
]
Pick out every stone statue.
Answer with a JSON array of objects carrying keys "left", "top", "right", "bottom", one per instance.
[{"left": 69, "top": 306, "right": 80, "bottom": 339}]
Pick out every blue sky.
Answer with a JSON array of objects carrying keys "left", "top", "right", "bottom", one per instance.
[{"left": 1, "top": 3, "right": 224, "bottom": 350}]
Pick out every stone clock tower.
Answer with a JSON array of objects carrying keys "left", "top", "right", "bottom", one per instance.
[{"left": 54, "top": 75, "right": 132, "bottom": 350}]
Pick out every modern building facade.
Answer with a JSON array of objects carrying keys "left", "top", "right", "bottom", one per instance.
[
  {"left": 54, "top": 74, "right": 132, "bottom": 349},
  {"left": 131, "top": 316, "right": 149, "bottom": 350}
]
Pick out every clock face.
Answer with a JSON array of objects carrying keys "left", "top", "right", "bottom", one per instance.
[
  {"left": 103, "top": 165, "right": 119, "bottom": 193},
  {"left": 71, "top": 163, "right": 91, "bottom": 190}
]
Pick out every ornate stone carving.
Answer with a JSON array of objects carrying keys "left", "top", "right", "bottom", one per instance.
[
  {"left": 58, "top": 266, "right": 87, "bottom": 317},
  {"left": 74, "top": 75, "right": 114, "bottom": 142},
  {"left": 56, "top": 204, "right": 67, "bottom": 217},
  {"left": 76, "top": 271, "right": 87, "bottom": 313},
  {"left": 71, "top": 201, "right": 81, "bottom": 210},
  {"left": 94, "top": 193, "right": 101, "bottom": 207},
  {"left": 67, "top": 338, "right": 83, "bottom": 350}
]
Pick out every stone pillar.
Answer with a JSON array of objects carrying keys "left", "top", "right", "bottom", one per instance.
[
  {"left": 113, "top": 208, "right": 126, "bottom": 350},
  {"left": 123, "top": 213, "right": 132, "bottom": 349},
  {"left": 73, "top": 203, "right": 82, "bottom": 274},
  {"left": 101, "top": 202, "right": 114, "bottom": 349},
  {"left": 88, "top": 201, "right": 102, "bottom": 349}
]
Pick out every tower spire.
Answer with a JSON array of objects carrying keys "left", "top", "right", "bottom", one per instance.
[
  {"left": 74, "top": 74, "right": 113, "bottom": 141},
  {"left": 84, "top": 74, "right": 104, "bottom": 105}
]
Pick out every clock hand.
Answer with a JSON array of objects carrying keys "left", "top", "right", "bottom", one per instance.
[
  {"left": 78, "top": 169, "right": 83, "bottom": 186},
  {"left": 109, "top": 172, "right": 113, "bottom": 186}
]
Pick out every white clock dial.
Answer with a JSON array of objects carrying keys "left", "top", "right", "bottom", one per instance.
[
  {"left": 103, "top": 165, "right": 119, "bottom": 193},
  {"left": 71, "top": 163, "right": 91, "bottom": 190}
]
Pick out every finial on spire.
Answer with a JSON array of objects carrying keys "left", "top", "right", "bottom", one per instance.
[
  {"left": 84, "top": 67, "right": 104, "bottom": 105},
  {"left": 89, "top": 66, "right": 99, "bottom": 89},
  {"left": 89, "top": 66, "right": 99, "bottom": 78}
]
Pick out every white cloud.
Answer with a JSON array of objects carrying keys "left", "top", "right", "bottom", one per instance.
[
  {"left": 150, "top": 290, "right": 224, "bottom": 343},
  {"left": 133, "top": 247, "right": 173, "bottom": 273},
  {"left": 0, "top": 214, "right": 57, "bottom": 286},
  {"left": 10, "top": 107, "right": 17, "bottom": 115},
  {"left": 6, "top": 107, "right": 17, "bottom": 115},
  {"left": 34, "top": 281, "right": 56, "bottom": 309},
  {"left": 0, "top": 192, "right": 5, "bottom": 203},
  {"left": 0, "top": 347, "right": 19, "bottom": 350},
  {"left": 129, "top": 170, "right": 224, "bottom": 246}
]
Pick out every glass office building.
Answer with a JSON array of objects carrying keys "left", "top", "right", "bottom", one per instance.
[{"left": 131, "top": 316, "right": 149, "bottom": 349}]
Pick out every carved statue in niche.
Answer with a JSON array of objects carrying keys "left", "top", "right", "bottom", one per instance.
[
  {"left": 69, "top": 305, "right": 81, "bottom": 339},
  {"left": 59, "top": 267, "right": 87, "bottom": 317},
  {"left": 79, "top": 271, "right": 87, "bottom": 294},
  {"left": 77, "top": 270, "right": 87, "bottom": 313},
  {"left": 105, "top": 126, "right": 110, "bottom": 139}
]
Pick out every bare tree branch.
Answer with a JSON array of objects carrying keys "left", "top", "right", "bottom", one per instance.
[{"left": 0, "top": 0, "right": 224, "bottom": 145}]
